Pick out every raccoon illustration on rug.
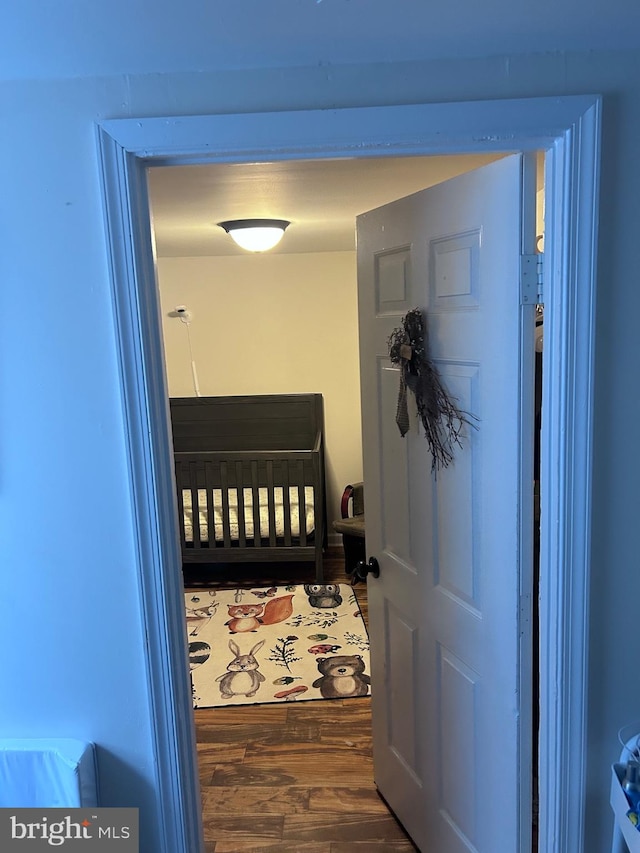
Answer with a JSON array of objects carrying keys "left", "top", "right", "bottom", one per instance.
[
  {"left": 225, "top": 593, "right": 294, "bottom": 633},
  {"left": 312, "top": 654, "right": 371, "bottom": 698},
  {"left": 216, "top": 639, "right": 266, "bottom": 698},
  {"left": 188, "top": 641, "right": 211, "bottom": 671}
]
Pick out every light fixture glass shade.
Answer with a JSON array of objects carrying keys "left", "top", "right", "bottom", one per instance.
[{"left": 218, "top": 219, "right": 290, "bottom": 252}]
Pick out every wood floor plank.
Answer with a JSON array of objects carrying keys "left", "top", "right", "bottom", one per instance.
[
  {"left": 331, "top": 843, "right": 418, "bottom": 852},
  {"left": 197, "top": 744, "right": 246, "bottom": 782},
  {"left": 210, "top": 765, "right": 304, "bottom": 787},
  {"left": 285, "top": 697, "right": 371, "bottom": 724},
  {"left": 235, "top": 763, "right": 374, "bottom": 787},
  {"left": 214, "top": 842, "right": 331, "bottom": 853},
  {"left": 195, "top": 705, "right": 289, "bottom": 726},
  {"left": 198, "top": 765, "right": 216, "bottom": 787},
  {"left": 201, "top": 813, "right": 283, "bottom": 842},
  {"left": 197, "top": 743, "right": 246, "bottom": 762},
  {"left": 242, "top": 741, "right": 374, "bottom": 785},
  {"left": 283, "top": 811, "right": 414, "bottom": 843},
  {"left": 197, "top": 721, "right": 322, "bottom": 746},
  {"left": 201, "top": 785, "right": 310, "bottom": 814},
  {"left": 308, "top": 786, "right": 389, "bottom": 814},
  {"left": 243, "top": 736, "right": 372, "bottom": 762}
]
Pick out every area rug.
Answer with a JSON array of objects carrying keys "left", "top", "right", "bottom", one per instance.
[{"left": 185, "top": 583, "right": 371, "bottom": 708}]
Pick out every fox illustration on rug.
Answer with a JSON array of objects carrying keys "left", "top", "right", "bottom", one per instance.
[{"left": 225, "top": 593, "right": 294, "bottom": 633}]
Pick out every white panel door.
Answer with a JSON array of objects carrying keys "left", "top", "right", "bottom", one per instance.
[{"left": 357, "top": 155, "right": 535, "bottom": 852}]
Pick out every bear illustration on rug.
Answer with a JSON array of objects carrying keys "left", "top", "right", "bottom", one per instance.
[{"left": 312, "top": 654, "right": 371, "bottom": 698}]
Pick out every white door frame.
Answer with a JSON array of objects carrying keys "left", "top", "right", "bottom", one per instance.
[{"left": 97, "top": 95, "right": 600, "bottom": 853}]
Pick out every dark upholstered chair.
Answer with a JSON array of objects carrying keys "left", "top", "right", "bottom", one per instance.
[{"left": 332, "top": 482, "right": 366, "bottom": 575}]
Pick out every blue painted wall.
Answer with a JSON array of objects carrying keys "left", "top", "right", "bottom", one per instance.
[{"left": 1, "top": 5, "right": 639, "bottom": 851}]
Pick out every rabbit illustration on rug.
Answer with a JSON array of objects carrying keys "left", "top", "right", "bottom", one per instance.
[{"left": 216, "top": 639, "right": 266, "bottom": 698}]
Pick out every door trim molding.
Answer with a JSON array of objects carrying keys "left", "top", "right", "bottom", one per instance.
[
  {"left": 537, "top": 103, "right": 601, "bottom": 853},
  {"left": 96, "top": 95, "right": 600, "bottom": 853},
  {"left": 96, "top": 135, "right": 204, "bottom": 853}
]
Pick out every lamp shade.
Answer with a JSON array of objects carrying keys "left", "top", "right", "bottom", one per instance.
[{"left": 218, "top": 219, "right": 290, "bottom": 252}]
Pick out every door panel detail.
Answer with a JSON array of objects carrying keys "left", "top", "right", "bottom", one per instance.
[
  {"left": 375, "top": 246, "right": 412, "bottom": 315},
  {"left": 386, "top": 600, "right": 421, "bottom": 782},
  {"left": 438, "top": 644, "right": 479, "bottom": 850},
  {"left": 431, "top": 364, "right": 480, "bottom": 610},
  {"left": 377, "top": 357, "right": 412, "bottom": 566},
  {"left": 430, "top": 230, "right": 481, "bottom": 309}
]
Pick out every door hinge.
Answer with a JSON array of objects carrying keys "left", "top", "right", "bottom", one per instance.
[{"left": 520, "top": 253, "right": 544, "bottom": 305}]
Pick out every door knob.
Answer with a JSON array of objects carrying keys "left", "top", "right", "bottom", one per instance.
[{"left": 347, "top": 556, "right": 380, "bottom": 585}]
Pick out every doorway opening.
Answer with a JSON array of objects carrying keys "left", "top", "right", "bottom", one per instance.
[
  {"left": 97, "top": 95, "right": 599, "bottom": 853},
  {"left": 145, "top": 150, "right": 545, "bottom": 851}
]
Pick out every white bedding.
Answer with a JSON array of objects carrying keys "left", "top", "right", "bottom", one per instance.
[{"left": 182, "top": 486, "right": 315, "bottom": 543}]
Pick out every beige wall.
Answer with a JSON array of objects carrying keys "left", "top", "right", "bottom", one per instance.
[{"left": 157, "top": 251, "right": 363, "bottom": 534}]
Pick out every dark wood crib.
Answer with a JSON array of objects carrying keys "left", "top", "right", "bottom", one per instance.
[{"left": 170, "top": 393, "right": 327, "bottom": 581}]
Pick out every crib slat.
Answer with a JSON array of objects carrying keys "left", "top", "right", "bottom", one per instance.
[
  {"left": 281, "top": 461, "right": 292, "bottom": 546},
  {"left": 175, "top": 460, "right": 187, "bottom": 549},
  {"left": 189, "top": 460, "right": 201, "bottom": 548},
  {"left": 236, "top": 461, "right": 247, "bottom": 548},
  {"left": 202, "top": 461, "right": 211, "bottom": 549},
  {"left": 297, "top": 460, "right": 307, "bottom": 546},
  {"left": 251, "top": 461, "right": 261, "bottom": 547},
  {"left": 266, "top": 460, "right": 276, "bottom": 547},
  {"left": 203, "top": 461, "right": 215, "bottom": 550},
  {"left": 219, "top": 461, "right": 232, "bottom": 548}
]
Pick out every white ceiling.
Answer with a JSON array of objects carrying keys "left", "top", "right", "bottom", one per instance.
[{"left": 147, "top": 153, "right": 507, "bottom": 258}]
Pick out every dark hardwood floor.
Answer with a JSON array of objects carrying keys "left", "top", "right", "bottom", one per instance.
[{"left": 185, "top": 547, "right": 419, "bottom": 853}]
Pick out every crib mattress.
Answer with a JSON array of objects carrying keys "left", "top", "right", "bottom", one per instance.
[{"left": 182, "top": 486, "right": 315, "bottom": 543}]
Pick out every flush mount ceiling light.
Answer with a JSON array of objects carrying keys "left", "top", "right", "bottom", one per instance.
[{"left": 218, "top": 219, "right": 290, "bottom": 252}]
